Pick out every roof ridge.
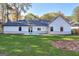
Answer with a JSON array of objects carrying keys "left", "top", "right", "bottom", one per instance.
[{"left": 49, "top": 15, "right": 71, "bottom": 25}]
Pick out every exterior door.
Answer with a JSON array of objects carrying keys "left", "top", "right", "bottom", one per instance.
[{"left": 28, "top": 26, "right": 33, "bottom": 34}]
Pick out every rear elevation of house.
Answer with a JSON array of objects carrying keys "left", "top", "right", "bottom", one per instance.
[{"left": 3, "top": 15, "right": 71, "bottom": 35}]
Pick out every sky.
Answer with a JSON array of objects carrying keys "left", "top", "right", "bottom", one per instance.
[{"left": 27, "top": 3, "right": 79, "bottom": 16}]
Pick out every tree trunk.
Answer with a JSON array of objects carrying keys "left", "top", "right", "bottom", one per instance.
[
  {"left": 6, "top": 8, "right": 9, "bottom": 22},
  {"left": 1, "top": 5, "right": 4, "bottom": 33},
  {"left": 16, "top": 5, "right": 19, "bottom": 21},
  {"left": 16, "top": 9, "right": 18, "bottom": 20}
]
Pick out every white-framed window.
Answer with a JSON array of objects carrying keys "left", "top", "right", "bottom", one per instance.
[
  {"left": 60, "top": 27, "right": 63, "bottom": 32},
  {"left": 37, "top": 28, "right": 41, "bottom": 31},
  {"left": 19, "top": 27, "right": 21, "bottom": 31},
  {"left": 50, "top": 27, "right": 53, "bottom": 31}
]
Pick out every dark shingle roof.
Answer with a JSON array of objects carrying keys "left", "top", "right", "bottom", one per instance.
[
  {"left": 71, "top": 22, "right": 79, "bottom": 27},
  {"left": 3, "top": 15, "right": 71, "bottom": 26},
  {"left": 3, "top": 19, "right": 49, "bottom": 26}
]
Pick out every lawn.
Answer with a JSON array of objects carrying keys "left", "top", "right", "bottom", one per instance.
[{"left": 0, "top": 34, "right": 79, "bottom": 56}]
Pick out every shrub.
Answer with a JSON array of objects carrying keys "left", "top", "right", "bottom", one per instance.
[{"left": 71, "top": 29, "right": 77, "bottom": 35}]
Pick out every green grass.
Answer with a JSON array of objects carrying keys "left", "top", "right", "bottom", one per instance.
[{"left": 0, "top": 34, "right": 79, "bottom": 56}]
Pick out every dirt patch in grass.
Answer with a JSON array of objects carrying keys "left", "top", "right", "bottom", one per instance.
[{"left": 50, "top": 40, "right": 79, "bottom": 52}]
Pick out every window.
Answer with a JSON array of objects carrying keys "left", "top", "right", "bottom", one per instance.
[
  {"left": 37, "top": 28, "right": 41, "bottom": 31},
  {"left": 19, "top": 27, "right": 21, "bottom": 31},
  {"left": 28, "top": 27, "right": 30, "bottom": 32},
  {"left": 50, "top": 27, "right": 53, "bottom": 31},
  {"left": 60, "top": 27, "right": 63, "bottom": 32},
  {"left": 30, "top": 28, "right": 32, "bottom": 32}
]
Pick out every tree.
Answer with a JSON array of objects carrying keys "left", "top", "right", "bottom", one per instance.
[
  {"left": 73, "top": 6, "right": 79, "bottom": 22},
  {"left": 40, "top": 12, "right": 60, "bottom": 20},
  {"left": 6, "top": 4, "right": 13, "bottom": 21},
  {"left": 10, "top": 3, "right": 32, "bottom": 20},
  {"left": 0, "top": 3, "right": 4, "bottom": 23},
  {"left": 25, "top": 13, "right": 39, "bottom": 20},
  {"left": 0, "top": 3, "right": 13, "bottom": 33},
  {"left": 0, "top": 3, "right": 13, "bottom": 23}
]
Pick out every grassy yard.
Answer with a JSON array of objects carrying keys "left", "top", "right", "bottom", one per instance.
[{"left": 0, "top": 34, "right": 79, "bottom": 56}]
